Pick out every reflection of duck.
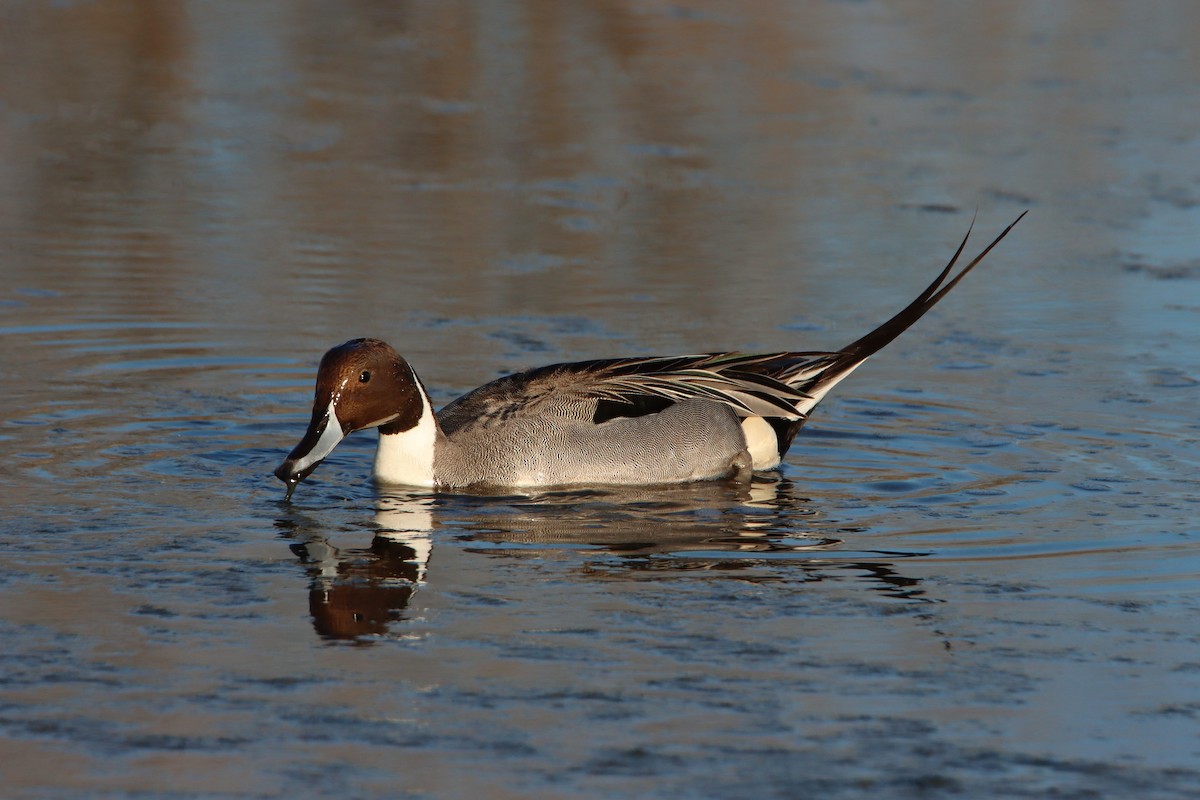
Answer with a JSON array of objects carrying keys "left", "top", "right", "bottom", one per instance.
[
  {"left": 278, "top": 495, "right": 433, "bottom": 641},
  {"left": 437, "top": 479, "right": 937, "bottom": 603},
  {"left": 292, "top": 534, "right": 421, "bottom": 640},
  {"left": 276, "top": 216, "right": 1024, "bottom": 496},
  {"left": 445, "top": 476, "right": 837, "bottom": 556},
  {"left": 277, "top": 481, "right": 936, "bottom": 641}
]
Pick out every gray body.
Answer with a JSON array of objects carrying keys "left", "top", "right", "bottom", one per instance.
[{"left": 432, "top": 396, "right": 752, "bottom": 488}]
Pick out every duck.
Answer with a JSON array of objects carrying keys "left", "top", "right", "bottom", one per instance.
[{"left": 275, "top": 213, "right": 1024, "bottom": 498}]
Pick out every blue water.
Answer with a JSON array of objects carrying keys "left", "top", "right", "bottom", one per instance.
[{"left": 2, "top": 3, "right": 1200, "bottom": 798}]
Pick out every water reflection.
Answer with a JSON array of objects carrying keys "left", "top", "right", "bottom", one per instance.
[
  {"left": 276, "top": 477, "right": 931, "bottom": 641},
  {"left": 276, "top": 496, "right": 434, "bottom": 640}
]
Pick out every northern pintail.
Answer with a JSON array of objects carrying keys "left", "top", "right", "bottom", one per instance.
[{"left": 275, "top": 214, "right": 1024, "bottom": 498}]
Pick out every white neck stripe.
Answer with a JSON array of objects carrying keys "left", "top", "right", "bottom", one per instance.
[{"left": 372, "top": 367, "right": 437, "bottom": 487}]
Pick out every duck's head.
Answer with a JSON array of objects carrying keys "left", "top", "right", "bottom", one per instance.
[{"left": 274, "top": 338, "right": 425, "bottom": 497}]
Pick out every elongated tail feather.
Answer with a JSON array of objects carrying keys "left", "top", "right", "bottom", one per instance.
[{"left": 791, "top": 210, "right": 1027, "bottom": 411}]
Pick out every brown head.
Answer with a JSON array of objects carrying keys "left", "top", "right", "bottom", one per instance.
[{"left": 274, "top": 338, "right": 428, "bottom": 494}]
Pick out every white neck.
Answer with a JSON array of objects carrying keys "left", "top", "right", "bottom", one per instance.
[{"left": 373, "top": 369, "right": 438, "bottom": 488}]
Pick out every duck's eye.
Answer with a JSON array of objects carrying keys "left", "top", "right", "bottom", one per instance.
[{"left": 359, "top": 370, "right": 371, "bottom": 383}]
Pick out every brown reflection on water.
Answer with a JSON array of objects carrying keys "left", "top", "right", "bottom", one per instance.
[
  {"left": 7, "top": 1, "right": 1190, "bottom": 371},
  {"left": 289, "top": 532, "right": 426, "bottom": 641},
  {"left": 276, "top": 494, "right": 435, "bottom": 641},
  {"left": 5, "top": 2, "right": 1196, "bottom": 378},
  {"left": 0, "top": 2, "right": 1063, "bottom": 343},
  {"left": 4, "top": 3, "right": 192, "bottom": 322}
]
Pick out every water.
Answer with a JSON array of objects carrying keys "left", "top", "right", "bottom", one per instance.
[{"left": 3, "top": 3, "right": 1200, "bottom": 797}]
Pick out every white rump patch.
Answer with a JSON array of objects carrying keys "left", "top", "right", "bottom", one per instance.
[{"left": 741, "top": 416, "right": 780, "bottom": 470}]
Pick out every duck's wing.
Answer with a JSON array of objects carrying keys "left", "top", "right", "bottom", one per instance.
[{"left": 435, "top": 352, "right": 820, "bottom": 437}]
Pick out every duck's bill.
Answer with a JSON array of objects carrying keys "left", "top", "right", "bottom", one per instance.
[{"left": 274, "top": 403, "right": 345, "bottom": 497}]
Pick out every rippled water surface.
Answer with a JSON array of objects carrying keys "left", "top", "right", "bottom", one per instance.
[{"left": 3, "top": 3, "right": 1200, "bottom": 798}]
